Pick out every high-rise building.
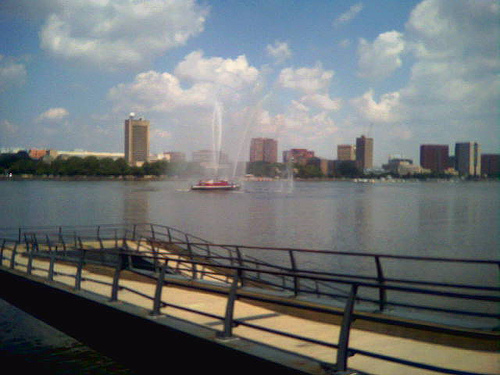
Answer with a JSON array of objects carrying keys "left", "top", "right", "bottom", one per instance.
[
  {"left": 337, "top": 145, "right": 356, "bottom": 161},
  {"left": 249, "top": 138, "right": 278, "bottom": 163},
  {"left": 455, "top": 142, "right": 481, "bottom": 176},
  {"left": 481, "top": 154, "right": 500, "bottom": 177},
  {"left": 420, "top": 145, "right": 449, "bottom": 173},
  {"left": 355, "top": 135, "right": 373, "bottom": 171},
  {"left": 124, "top": 113, "right": 150, "bottom": 166}
]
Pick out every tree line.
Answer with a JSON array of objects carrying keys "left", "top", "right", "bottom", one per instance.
[{"left": 0, "top": 152, "right": 202, "bottom": 177}]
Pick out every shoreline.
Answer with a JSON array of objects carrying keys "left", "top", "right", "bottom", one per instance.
[{"left": 1, "top": 174, "right": 497, "bottom": 183}]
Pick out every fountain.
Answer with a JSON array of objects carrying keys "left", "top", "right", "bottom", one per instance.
[{"left": 191, "top": 100, "right": 240, "bottom": 191}]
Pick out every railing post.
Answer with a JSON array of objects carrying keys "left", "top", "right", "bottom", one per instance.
[
  {"left": 289, "top": 250, "right": 300, "bottom": 296},
  {"left": 0, "top": 239, "right": 5, "bottom": 266},
  {"left": 150, "top": 240, "right": 159, "bottom": 272},
  {"left": 167, "top": 227, "right": 172, "bottom": 243},
  {"left": 374, "top": 256, "right": 387, "bottom": 311},
  {"left": 185, "top": 234, "right": 197, "bottom": 279},
  {"left": 59, "top": 229, "right": 67, "bottom": 254},
  {"left": 48, "top": 250, "right": 56, "bottom": 281},
  {"left": 10, "top": 243, "right": 18, "bottom": 269},
  {"left": 75, "top": 248, "right": 86, "bottom": 291},
  {"left": 335, "top": 284, "right": 358, "bottom": 374},
  {"left": 46, "top": 234, "right": 52, "bottom": 252},
  {"left": 99, "top": 237, "right": 105, "bottom": 250},
  {"left": 150, "top": 224, "right": 156, "bottom": 240},
  {"left": 235, "top": 246, "right": 245, "bottom": 286},
  {"left": 33, "top": 234, "right": 39, "bottom": 252},
  {"left": 151, "top": 261, "right": 168, "bottom": 316},
  {"left": 217, "top": 273, "right": 240, "bottom": 339},
  {"left": 27, "top": 247, "right": 34, "bottom": 275},
  {"left": 110, "top": 254, "right": 123, "bottom": 302}
]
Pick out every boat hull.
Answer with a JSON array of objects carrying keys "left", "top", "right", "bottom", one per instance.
[
  {"left": 191, "top": 179, "right": 240, "bottom": 191},
  {"left": 191, "top": 185, "right": 240, "bottom": 191}
]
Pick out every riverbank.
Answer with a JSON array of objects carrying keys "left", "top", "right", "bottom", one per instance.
[
  {"left": 1, "top": 174, "right": 498, "bottom": 183},
  {"left": 0, "top": 174, "right": 172, "bottom": 182}
]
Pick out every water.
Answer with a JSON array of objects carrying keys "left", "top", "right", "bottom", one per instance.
[{"left": 0, "top": 179, "right": 499, "bottom": 371}]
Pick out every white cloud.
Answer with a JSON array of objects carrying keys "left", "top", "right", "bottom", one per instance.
[
  {"left": 0, "top": 55, "right": 27, "bottom": 92},
  {"left": 266, "top": 41, "right": 292, "bottom": 64},
  {"left": 109, "top": 51, "right": 261, "bottom": 114},
  {"left": 351, "top": 0, "right": 499, "bottom": 154},
  {"left": 108, "top": 70, "right": 210, "bottom": 113},
  {"left": 255, "top": 100, "right": 339, "bottom": 151},
  {"left": 174, "top": 51, "right": 259, "bottom": 90},
  {"left": 401, "top": 0, "right": 499, "bottom": 127},
  {"left": 357, "top": 31, "right": 405, "bottom": 80},
  {"left": 334, "top": 3, "right": 364, "bottom": 27},
  {"left": 351, "top": 89, "right": 401, "bottom": 123},
  {"left": 38, "top": 0, "right": 209, "bottom": 70},
  {"left": 36, "top": 107, "right": 69, "bottom": 122},
  {"left": 278, "top": 63, "right": 334, "bottom": 94},
  {"left": 300, "top": 94, "right": 342, "bottom": 112}
]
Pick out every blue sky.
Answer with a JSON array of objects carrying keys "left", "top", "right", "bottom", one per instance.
[{"left": 0, "top": 0, "right": 498, "bottom": 165}]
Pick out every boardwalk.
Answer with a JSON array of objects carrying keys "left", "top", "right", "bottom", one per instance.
[{"left": 0, "top": 224, "right": 498, "bottom": 375}]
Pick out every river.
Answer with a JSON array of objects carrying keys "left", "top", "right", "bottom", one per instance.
[{"left": 0, "top": 179, "right": 498, "bottom": 373}]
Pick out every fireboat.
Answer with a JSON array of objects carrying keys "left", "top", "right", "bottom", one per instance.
[{"left": 191, "top": 179, "right": 240, "bottom": 191}]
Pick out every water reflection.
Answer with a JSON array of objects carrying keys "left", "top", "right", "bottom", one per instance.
[{"left": 123, "top": 184, "right": 151, "bottom": 224}]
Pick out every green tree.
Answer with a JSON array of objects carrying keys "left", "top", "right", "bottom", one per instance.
[
  {"left": 296, "top": 164, "right": 323, "bottom": 178},
  {"left": 82, "top": 156, "right": 100, "bottom": 175},
  {"left": 99, "top": 158, "right": 118, "bottom": 175},
  {"left": 247, "top": 161, "right": 284, "bottom": 177},
  {"left": 146, "top": 160, "right": 168, "bottom": 176},
  {"left": 113, "top": 158, "right": 131, "bottom": 175},
  {"left": 10, "top": 158, "right": 37, "bottom": 174}
]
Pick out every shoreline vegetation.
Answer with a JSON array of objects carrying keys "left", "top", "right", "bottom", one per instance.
[{"left": 1, "top": 153, "right": 497, "bottom": 182}]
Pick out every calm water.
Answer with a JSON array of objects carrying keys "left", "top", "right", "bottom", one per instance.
[{"left": 1, "top": 179, "right": 499, "bottom": 372}]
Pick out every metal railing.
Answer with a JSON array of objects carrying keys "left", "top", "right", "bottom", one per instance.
[
  {"left": 4, "top": 223, "right": 500, "bottom": 320},
  {"left": 1, "top": 223, "right": 499, "bottom": 375}
]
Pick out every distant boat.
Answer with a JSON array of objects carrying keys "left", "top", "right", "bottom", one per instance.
[{"left": 191, "top": 179, "right": 240, "bottom": 191}]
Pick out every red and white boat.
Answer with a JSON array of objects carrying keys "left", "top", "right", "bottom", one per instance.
[{"left": 191, "top": 179, "right": 240, "bottom": 191}]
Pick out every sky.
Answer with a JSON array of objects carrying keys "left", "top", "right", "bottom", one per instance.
[{"left": 0, "top": 0, "right": 498, "bottom": 166}]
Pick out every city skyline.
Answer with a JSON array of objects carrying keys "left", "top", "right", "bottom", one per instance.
[{"left": 0, "top": 1, "right": 498, "bottom": 165}]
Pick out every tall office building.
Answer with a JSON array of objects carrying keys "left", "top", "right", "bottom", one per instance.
[
  {"left": 420, "top": 145, "right": 449, "bottom": 173},
  {"left": 249, "top": 138, "right": 278, "bottom": 163},
  {"left": 355, "top": 135, "right": 373, "bottom": 171},
  {"left": 455, "top": 142, "right": 481, "bottom": 176},
  {"left": 124, "top": 113, "right": 150, "bottom": 166},
  {"left": 337, "top": 145, "right": 356, "bottom": 161}
]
